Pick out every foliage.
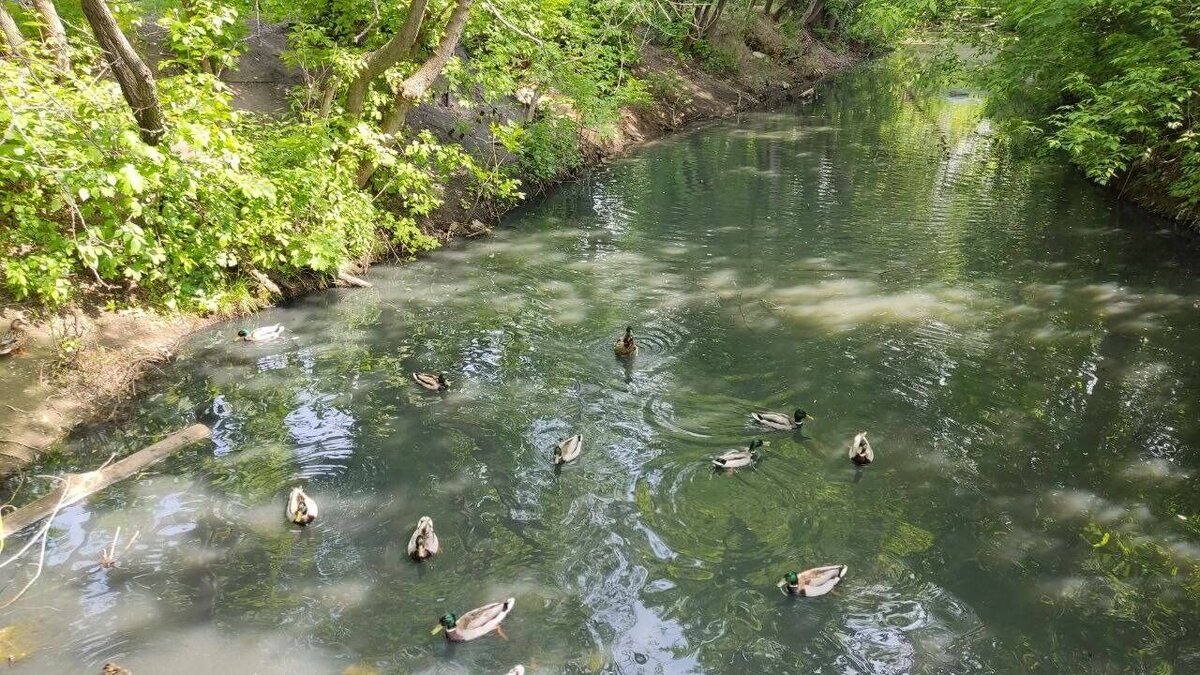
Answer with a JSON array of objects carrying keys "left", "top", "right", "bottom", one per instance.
[
  {"left": 494, "top": 115, "right": 584, "bottom": 183},
  {"left": 159, "top": 0, "right": 246, "bottom": 76},
  {"left": 974, "top": 0, "right": 1200, "bottom": 223},
  {"left": 0, "top": 60, "right": 440, "bottom": 311},
  {"left": 827, "top": 0, "right": 949, "bottom": 50}
]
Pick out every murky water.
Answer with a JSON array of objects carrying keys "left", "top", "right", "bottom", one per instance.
[{"left": 6, "top": 54, "right": 1200, "bottom": 674}]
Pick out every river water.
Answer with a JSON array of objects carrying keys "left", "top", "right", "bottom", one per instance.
[{"left": 5, "top": 53, "right": 1200, "bottom": 674}]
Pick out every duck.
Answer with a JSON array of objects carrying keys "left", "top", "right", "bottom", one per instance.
[
  {"left": 777, "top": 564, "right": 848, "bottom": 597},
  {"left": 552, "top": 434, "right": 583, "bottom": 465},
  {"left": 101, "top": 665, "right": 131, "bottom": 675},
  {"left": 505, "top": 668, "right": 525, "bottom": 675},
  {"left": 0, "top": 316, "right": 29, "bottom": 356},
  {"left": 750, "top": 409, "right": 809, "bottom": 431},
  {"left": 407, "top": 516, "right": 441, "bottom": 561},
  {"left": 432, "top": 597, "right": 516, "bottom": 642},
  {"left": 849, "top": 432, "right": 873, "bottom": 465},
  {"left": 236, "top": 324, "right": 285, "bottom": 342},
  {"left": 413, "top": 371, "right": 450, "bottom": 392},
  {"left": 613, "top": 326, "right": 637, "bottom": 357},
  {"left": 286, "top": 486, "right": 319, "bottom": 526},
  {"left": 712, "top": 439, "right": 766, "bottom": 471}
]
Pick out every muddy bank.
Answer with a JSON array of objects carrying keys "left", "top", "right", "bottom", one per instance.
[{"left": 0, "top": 27, "right": 860, "bottom": 478}]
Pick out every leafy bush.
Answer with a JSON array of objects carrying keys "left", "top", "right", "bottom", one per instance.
[
  {"left": 0, "top": 61, "right": 440, "bottom": 312},
  {"left": 159, "top": 0, "right": 246, "bottom": 76},
  {"left": 977, "top": 0, "right": 1200, "bottom": 223},
  {"left": 493, "top": 115, "right": 584, "bottom": 184}
]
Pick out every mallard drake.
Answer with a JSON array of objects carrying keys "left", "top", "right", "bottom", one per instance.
[
  {"left": 407, "top": 516, "right": 441, "bottom": 561},
  {"left": 750, "top": 409, "right": 809, "bottom": 431},
  {"left": 613, "top": 326, "right": 637, "bottom": 357},
  {"left": 849, "top": 432, "right": 873, "bottom": 465},
  {"left": 432, "top": 597, "right": 516, "bottom": 642},
  {"left": 236, "top": 324, "right": 285, "bottom": 342},
  {"left": 0, "top": 317, "right": 29, "bottom": 356},
  {"left": 778, "top": 564, "right": 847, "bottom": 597},
  {"left": 712, "top": 439, "right": 766, "bottom": 470},
  {"left": 286, "top": 486, "right": 319, "bottom": 526},
  {"left": 552, "top": 434, "right": 582, "bottom": 465},
  {"left": 413, "top": 371, "right": 450, "bottom": 392}
]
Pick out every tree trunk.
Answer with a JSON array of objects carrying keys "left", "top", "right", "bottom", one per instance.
[
  {"left": 771, "top": 0, "right": 796, "bottom": 22},
  {"left": 800, "top": 0, "right": 824, "bottom": 28},
  {"left": 344, "top": 0, "right": 429, "bottom": 119},
  {"left": 0, "top": 2, "right": 24, "bottom": 56},
  {"left": 31, "top": 0, "right": 70, "bottom": 72},
  {"left": 700, "top": 0, "right": 728, "bottom": 38},
  {"left": 762, "top": 0, "right": 775, "bottom": 17},
  {"left": 356, "top": 0, "right": 474, "bottom": 187},
  {"left": 81, "top": 0, "right": 166, "bottom": 145}
]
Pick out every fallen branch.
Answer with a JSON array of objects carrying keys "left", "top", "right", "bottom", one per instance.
[
  {"left": 337, "top": 270, "right": 373, "bottom": 288},
  {"left": 248, "top": 269, "right": 282, "bottom": 296},
  {"left": 0, "top": 424, "right": 210, "bottom": 539}
]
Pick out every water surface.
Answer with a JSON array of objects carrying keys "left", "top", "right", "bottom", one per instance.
[{"left": 5, "top": 54, "right": 1200, "bottom": 674}]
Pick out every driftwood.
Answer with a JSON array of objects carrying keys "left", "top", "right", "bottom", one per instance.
[
  {"left": 337, "top": 270, "right": 373, "bottom": 288},
  {"left": 248, "top": 269, "right": 282, "bottom": 296},
  {"left": 0, "top": 424, "right": 210, "bottom": 538}
]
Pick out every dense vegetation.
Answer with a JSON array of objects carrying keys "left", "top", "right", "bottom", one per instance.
[
  {"left": 970, "top": 0, "right": 1199, "bottom": 225},
  {"left": 0, "top": 0, "right": 941, "bottom": 313}
]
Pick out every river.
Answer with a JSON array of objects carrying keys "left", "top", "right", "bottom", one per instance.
[{"left": 5, "top": 52, "right": 1200, "bottom": 674}]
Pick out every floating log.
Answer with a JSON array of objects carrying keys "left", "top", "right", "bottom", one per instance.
[{"left": 0, "top": 423, "right": 210, "bottom": 538}]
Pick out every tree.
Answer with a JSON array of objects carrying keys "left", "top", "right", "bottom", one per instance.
[
  {"left": 81, "top": 0, "right": 166, "bottom": 145},
  {"left": 0, "top": 1, "right": 23, "bottom": 57},
  {"left": 355, "top": 0, "right": 475, "bottom": 186},
  {"left": 31, "top": 0, "right": 70, "bottom": 72},
  {"left": 344, "top": 0, "right": 430, "bottom": 119}
]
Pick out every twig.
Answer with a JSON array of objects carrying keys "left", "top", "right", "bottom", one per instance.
[
  {"left": 0, "top": 439, "right": 41, "bottom": 452},
  {"left": 0, "top": 476, "right": 68, "bottom": 609}
]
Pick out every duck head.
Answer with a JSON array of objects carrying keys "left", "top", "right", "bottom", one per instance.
[
  {"left": 794, "top": 409, "right": 808, "bottom": 422},
  {"left": 439, "top": 613, "right": 458, "bottom": 631},
  {"left": 236, "top": 329, "right": 249, "bottom": 340},
  {"left": 785, "top": 571, "right": 799, "bottom": 586}
]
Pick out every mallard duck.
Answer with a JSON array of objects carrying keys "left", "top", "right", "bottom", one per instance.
[
  {"left": 0, "top": 317, "right": 29, "bottom": 356},
  {"left": 712, "top": 439, "right": 766, "bottom": 470},
  {"left": 407, "top": 516, "right": 441, "bottom": 561},
  {"left": 432, "top": 597, "right": 516, "bottom": 642},
  {"left": 413, "top": 371, "right": 450, "bottom": 392},
  {"left": 750, "top": 409, "right": 809, "bottom": 431},
  {"left": 505, "top": 667, "right": 525, "bottom": 675},
  {"left": 286, "top": 486, "right": 319, "bottom": 526},
  {"left": 613, "top": 326, "right": 637, "bottom": 357},
  {"left": 552, "top": 434, "right": 582, "bottom": 465},
  {"left": 849, "top": 432, "right": 873, "bottom": 465},
  {"left": 778, "top": 564, "right": 847, "bottom": 597},
  {"left": 236, "top": 324, "right": 285, "bottom": 342}
]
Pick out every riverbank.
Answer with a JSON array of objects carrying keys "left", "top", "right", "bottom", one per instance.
[{"left": 0, "top": 23, "right": 861, "bottom": 477}]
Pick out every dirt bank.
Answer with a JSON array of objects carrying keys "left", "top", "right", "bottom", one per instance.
[{"left": 0, "top": 24, "right": 861, "bottom": 477}]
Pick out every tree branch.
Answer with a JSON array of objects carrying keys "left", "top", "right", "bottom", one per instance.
[{"left": 344, "top": 0, "right": 430, "bottom": 119}]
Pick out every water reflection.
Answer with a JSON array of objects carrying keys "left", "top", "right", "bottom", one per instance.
[{"left": 4, "top": 50, "right": 1200, "bottom": 674}]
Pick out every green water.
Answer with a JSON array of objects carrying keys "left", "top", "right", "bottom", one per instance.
[{"left": 6, "top": 55, "right": 1200, "bottom": 674}]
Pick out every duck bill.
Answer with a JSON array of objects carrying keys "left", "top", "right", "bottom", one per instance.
[{"left": 430, "top": 624, "right": 445, "bottom": 635}]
